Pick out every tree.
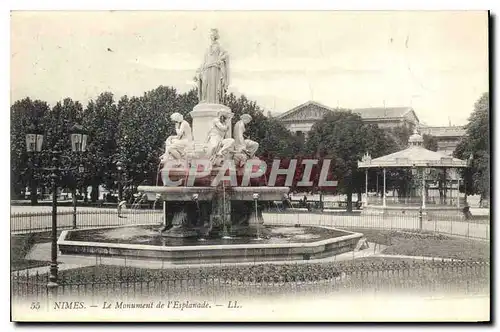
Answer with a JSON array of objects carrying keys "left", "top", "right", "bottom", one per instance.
[
  {"left": 10, "top": 87, "right": 303, "bottom": 201},
  {"left": 306, "top": 110, "right": 368, "bottom": 211},
  {"left": 82, "top": 92, "right": 119, "bottom": 201},
  {"left": 355, "top": 123, "right": 399, "bottom": 201},
  {"left": 115, "top": 86, "right": 188, "bottom": 191},
  {"left": 388, "top": 125, "right": 412, "bottom": 150},
  {"left": 10, "top": 98, "right": 50, "bottom": 202},
  {"left": 423, "top": 134, "right": 438, "bottom": 151},
  {"left": 225, "top": 93, "right": 299, "bottom": 158},
  {"left": 453, "top": 92, "right": 490, "bottom": 201}
]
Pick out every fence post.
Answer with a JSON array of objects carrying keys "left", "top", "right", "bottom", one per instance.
[
  {"left": 72, "top": 191, "right": 77, "bottom": 229},
  {"left": 47, "top": 283, "right": 58, "bottom": 302},
  {"left": 418, "top": 207, "right": 423, "bottom": 231}
]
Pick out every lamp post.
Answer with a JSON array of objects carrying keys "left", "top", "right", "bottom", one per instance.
[
  {"left": 25, "top": 124, "right": 44, "bottom": 204},
  {"left": 116, "top": 161, "right": 124, "bottom": 202},
  {"left": 253, "top": 193, "right": 262, "bottom": 240},
  {"left": 70, "top": 124, "right": 88, "bottom": 229},
  {"left": 26, "top": 123, "right": 88, "bottom": 289},
  {"left": 72, "top": 163, "right": 85, "bottom": 229}
]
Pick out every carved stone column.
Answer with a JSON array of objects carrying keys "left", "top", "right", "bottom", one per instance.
[{"left": 189, "top": 103, "right": 233, "bottom": 154}]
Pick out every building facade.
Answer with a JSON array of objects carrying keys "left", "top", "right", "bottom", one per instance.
[
  {"left": 277, "top": 101, "right": 420, "bottom": 137},
  {"left": 276, "top": 101, "right": 465, "bottom": 156},
  {"left": 418, "top": 126, "right": 466, "bottom": 156}
]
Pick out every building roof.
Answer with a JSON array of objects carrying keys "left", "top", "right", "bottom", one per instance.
[
  {"left": 353, "top": 107, "right": 419, "bottom": 122},
  {"left": 276, "top": 101, "right": 334, "bottom": 120},
  {"left": 358, "top": 146, "right": 468, "bottom": 168},
  {"left": 277, "top": 101, "right": 419, "bottom": 123},
  {"left": 419, "top": 126, "right": 466, "bottom": 137}
]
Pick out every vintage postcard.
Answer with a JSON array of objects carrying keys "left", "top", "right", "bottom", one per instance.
[{"left": 10, "top": 10, "right": 490, "bottom": 322}]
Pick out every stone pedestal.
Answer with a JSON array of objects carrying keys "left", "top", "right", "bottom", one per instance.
[
  {"left": 137, "top": 185, "right": 291, "bottom": 239},
  {"left": 229, "top": 200, "right": 270, "bottom": 238},
  {"left": 189, "top": 103, "right": 233, "bottom": 147},
  {"left": 161, "top": 201, "right": 198, "bottom": 238},
  {"left": 207, "top": 186, "right": 232, "bottom": 238}
]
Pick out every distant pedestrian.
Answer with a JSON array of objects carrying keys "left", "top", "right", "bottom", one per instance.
[
  {"left": 462, "top": 205, "right": 472, "bottom": 220},
  {"left": 118, "top": 200, "right": 127, "bottom": 218},
  {"left": 282, "top": 193, "right": 291, "bottom": 209}
]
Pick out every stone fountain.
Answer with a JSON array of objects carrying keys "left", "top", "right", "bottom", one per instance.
[
  {"left": 136, "top": 28, "right": 289, "bottom": 240},
  {"left": 57, "top": 29, "right": 364, "bottom": 264}
]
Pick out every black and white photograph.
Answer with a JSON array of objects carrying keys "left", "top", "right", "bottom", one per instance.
[{"left": 8, "top": 9, "right": 490, "bottom": 322}]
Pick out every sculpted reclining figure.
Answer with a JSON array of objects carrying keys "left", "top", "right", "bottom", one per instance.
[
  {"left": 232, "top": 114, "right": 259, "bottom": 166},
  {"left": 206, "top": 111, "right": 235, "bottom": 164},
  {"left": 161, "top": 112, "right": 193, "bottom": 165}
]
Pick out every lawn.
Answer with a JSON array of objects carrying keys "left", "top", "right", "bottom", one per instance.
[
  {"left": 13, "top": 258, "right": 488, "bottom": 301},
  {"left": 345, "top": 228, "right": 490, "bottom": 261},
  {"left": 31, "top": 255, "right": 488, "bottom": 284},
  {"left": 10, "top": 232, "right": 52, "bottom": 271}
]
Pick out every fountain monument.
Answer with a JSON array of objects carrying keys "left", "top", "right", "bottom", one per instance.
[
  {"left": 137, "top": 28, "right": 289, "bottom": 239},
  {"left": 57, "top": 29, "right": 364, "bottom": 264}
]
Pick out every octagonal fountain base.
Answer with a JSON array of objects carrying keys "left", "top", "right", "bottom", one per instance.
[{"left": 57, "top": 225, "right": 364, "bottom": 264}]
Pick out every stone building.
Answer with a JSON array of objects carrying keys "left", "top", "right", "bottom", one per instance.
[
  {"left": 276, "top": 101, "right": 420, "bottom": 138},
  {"left": 418, "top": 126, "right": 466, "bottom": 156},
  {"left": 354, "top": 107, "right": 419, "bottom": 129},
  {"left": 276, "top": 101, "right": 466, "bottom": 156}
]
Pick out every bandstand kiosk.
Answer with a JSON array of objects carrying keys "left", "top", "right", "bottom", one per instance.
[{"left": 357, "top": 129, "right": 469, "bottom": 218}]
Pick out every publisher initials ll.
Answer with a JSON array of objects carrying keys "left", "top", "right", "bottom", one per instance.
[{"left": 227, "top": 301, "right": 239, "bottom": 308}]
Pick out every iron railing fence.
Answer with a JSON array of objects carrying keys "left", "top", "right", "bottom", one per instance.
[
  {"left": 285, "top": 197, "right": 469, "bottom": 209},
  {"left": 11, "top": 259, "right": 490, "bottom": 303},
  {"left": 263, "top": 210, "right": 490, "bottom": 241},
  {"left": 10, "top": 207, "right": 490, "bottom": 240},
  {"left": 10, "top": 209, "right": 162, "bottom": 234}
]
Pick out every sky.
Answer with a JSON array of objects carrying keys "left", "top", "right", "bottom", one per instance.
[{"left": 10, "top": 11, "right": 489, "bottom": 126}]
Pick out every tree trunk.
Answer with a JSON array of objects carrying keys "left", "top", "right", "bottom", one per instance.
[
  {"left": 30, "top": 179, "right": 38, "bottom": 205},
  {"left": 346, "top": 187, "right": 353, "bottom": 212},
  {"left": 91, "top": 183, "right": 99, "bottom": 202},
  {"left": 72, "top": 187, "right": 77, "bottom": 228},
  {"left": 84, "top": 186, "right": 88, "bottom": 203}
]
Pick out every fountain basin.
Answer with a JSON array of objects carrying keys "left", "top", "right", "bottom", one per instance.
[
  {"left": 139, "top": 186, "right": 216, "bottom": 201},
  {"left": 58, "top": 225, "right": 364, "bottom": 264},
  {"left": 138, "top": 185, "right": 289, "bottom": 201}
]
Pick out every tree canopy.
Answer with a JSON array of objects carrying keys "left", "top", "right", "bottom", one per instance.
[
  {"left": 10, "top": 88, "right": 300, "bottom": 201},
  {"left": 453, "top": 92, "right": 490, "bottom": 200},
  {"left": 10, "top": 85, "right": 449, "bottom": 206}
]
